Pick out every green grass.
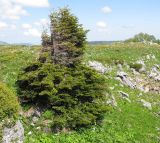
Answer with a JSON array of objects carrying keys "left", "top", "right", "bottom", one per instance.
[
  {"left": 0, "top": 45, "right": 40, "bottom": 90},
  {"left": 84, "top": 43, "right": 160, "bottom": 68},
  {"left": 0, "top": 43, "right": 160, "bottom": 143}
]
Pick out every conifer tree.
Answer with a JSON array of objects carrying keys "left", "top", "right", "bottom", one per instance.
[
  {"left": 43, "top": 7, "right": 88, "bottom": 66},
  {"left": 17, "top": 7, "right": 107, "bottom": 131}
]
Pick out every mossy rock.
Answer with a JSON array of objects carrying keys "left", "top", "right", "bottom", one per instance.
[{"left": 0, "top": 82, "right": 19, "bottom": 121}]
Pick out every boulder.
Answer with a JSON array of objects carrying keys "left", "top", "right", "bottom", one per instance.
[
  {"left": 136, "top": 60, "right": 146, "bottom": 73},
  {"left": 21, "top": 107, "right": 42, "bottom": 118},
  {"left": 88, "top": 61, "right": 109, "bottom": 74},
  {"left": 117, "top": 71, "right": 136, "bottom": 89},
  {"left": 119, "top": 91, "right": 129, "bottom": 98},
  {"left": 140, "top": 99, "right": 152, "bottom": 110},
  {"left": 32, "top": 116, "right": 39, "bottom": 123},
  {"left": 2, "top": 120, "right": 24, "bottom": 143},
  {"left": 119, "top": 91, "right": 131, "bottom": 103}
]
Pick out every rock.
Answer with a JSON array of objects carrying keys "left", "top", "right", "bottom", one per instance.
[
  {"left": 136, "top": 60, "right": 145, "bottom": 66},
  {"left": 34, "top": 109, "right": 41, "bottom": 117},
  {"left": 27, "top": 131, "right": 32, "bottom": 135},
  {"left": 157, "top": 111, "right": 160, "bottom": 116},
  {"left": 151, "top": 55, "right": 156, "bottom": 59},
  {"left": 146, "top": 55, "right": 150, "bottom": 60},
  {"left": 140, "top": 99, "right": 152, "bottom": 110},
  {"left": 114, "top": 77, "right": 122, "bottom": 82},
  {"left": 119, "top": 91, "right": 129, "bottom": 98},
  {"left": 123, "top": 97, "right": 131, "bottom": 103},
  {"left": 22, "top": 107, "right": 42, "bottom": 118},
  {"left": 119, "top": 91, "right": 131, "bottom": 103},
  {"left": 36, "top": 127, "right": 41, "bottom": 130},
  {"left": 136, "top": 60, "right": 146, "bottom": 73},
  {"left": 148, "top": 66, "right": 160, "bottom": 81},
  {"left": 117, "top": 64, "right": 123, "bottom": 71},
  {"left": 131, "top": 68, "right": 140, "bottom": 75},
  {"left": 31, "top": 123, "right": 35, "bottom": 126},
  {"left": 144, "top": 85, "right": 150, "bottom": 93},
  {"left": 2, "top": 120, "right": 24, "bottom": 143},
  {"left": 23, "top": 107, "right": 35, "bottom": 117},
  {"left": 109, "top": 87, "right": 115, "bottom": 90},
  {"left": 138, "top": 93, "right": 143, "bottom": 96},
  {"left": 156, "top": 127, "right": 160, "bottom": 131},
  {"left": 117, "top": 72, "right": 136, "bottom": 89},
  {"left": 139, "top": 66, "right": 146, "bottom": 73},
  {"left": 154, "top": 64, "right": 159, "bottom": 69},
  {"left": 148, "top": 72, "right": 157, "bottom": 78},
  {"left": 155, "top": 75, "right": 160, "bottom": 81},
  {"left": 106, "top": 95, "right": 117, "bottom": 107},
  {"left": 117, "top": 71, "right": 128, "bottom": 77},
  {"left": 32, "top": 116, "right": 39, "bottom": 123},
  {"left": 43, "top": 120, "right": 52, "bottom": 124},
  {"left": 88, "top": 61, "right": 109, "bottom": 73}
]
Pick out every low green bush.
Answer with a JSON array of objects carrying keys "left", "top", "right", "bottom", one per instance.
[
  {"left": 16, "top": 62, "right": 107, "bottom": 131},
  {"left": 0, "top": 82, "right": 19, "bottom": 121},
  {"left": 129, "top": 63, "right": 142, "bottom": 71}
]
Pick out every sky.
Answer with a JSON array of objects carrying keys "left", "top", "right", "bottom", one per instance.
[{"left": 0, "top": 0, "right": 160, "bottom": 44}]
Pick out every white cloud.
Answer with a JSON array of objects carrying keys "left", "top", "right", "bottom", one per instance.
[
  {"left": 10, "top": 24, "right": 17, "bottom": 30},
  {"left": 34, "top": 18, "right": 49, "bottom": 27},
  {"left": 22, "top": 23, "right": 32, "bottom": 29},
  {"left": 97, "top": 21, "right": 107, "bottom": 28},
  {"left": 101, "top": 6, "right": 112, "bottom": 14},
  {"left": 12, "top": 0, "right": 50, "bottom": 7},
  {"left": 0, "top": 21, "right": 8, "bottom": 29},
  {"left": 0, "top": 0, "right": 28, "bottom": 20},
  {"left": 0, "top": 21, "right": 17, "bottom": 30},
  {"left": 96, "top": 21, "right": 108, "bottom": 32},
  {"left": 0, "top": 0, "right": 49, "bottom": 20},
  {"left": 24, "top": 28, "right": 41, "bottom": 37},
  {"left": 122, "top": 25, "right": 135, "bottom": 29}
]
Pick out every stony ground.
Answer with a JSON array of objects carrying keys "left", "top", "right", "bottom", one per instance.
[{"left": 0, "top": 43, "right": 160, "bottom": 142}]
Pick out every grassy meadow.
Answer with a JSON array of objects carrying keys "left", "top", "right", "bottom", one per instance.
[{"left": 0, "top": 43, "right": 160, "bottom": 142}]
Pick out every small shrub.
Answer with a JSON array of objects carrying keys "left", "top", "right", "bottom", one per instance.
[
  {"left": 0, "top": 82, "right": 19, "bottom": 121},
  {"left": 129, "top": 63, "right": 142, "bottom": 71},
  {"left": 0, "top": 83, "right": 19, "bottom": 141}
]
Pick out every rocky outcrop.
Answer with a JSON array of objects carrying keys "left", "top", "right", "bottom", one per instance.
[
  {"left": 88, "top": 61, "right": 110, "bottom": 74},
  {"left": 117, "top": 71, "right": 136, "bottom": 89},
  {"left": 2, "top": 120, "right": 24, "bottom": 143},
  {"left": 119, "top": 91, "right": 131, "bottom": 103}
]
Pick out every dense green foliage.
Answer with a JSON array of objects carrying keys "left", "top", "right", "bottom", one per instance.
[
  {"left": 17, "top": 62, "right": 107, "bottom": 130},
  {"left": 125, "top": 32, "right": 160, "bottom": 44},
  {"left": 50, "top": 8, "right": 88, "bottom": 66},
  {"left": 0, "top": 82, "right": 19, "bottom": 121}
]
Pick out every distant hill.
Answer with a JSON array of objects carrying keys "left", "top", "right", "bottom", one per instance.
[
  {"left": 0, "top": 41, "right": 8, "bottom": 45},
  {"left": 0, "top": 41, "right": 34, "bottom": 46},
  {"left": 12, "top": 43, "right": 33, "bottom": 46},
  {"left": 88, "top": 41, "right": 120, "bottom": 45}
]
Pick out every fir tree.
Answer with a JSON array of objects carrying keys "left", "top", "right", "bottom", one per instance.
[{"left": 17, "top": 7, "right": 107, "bottom": 131}]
